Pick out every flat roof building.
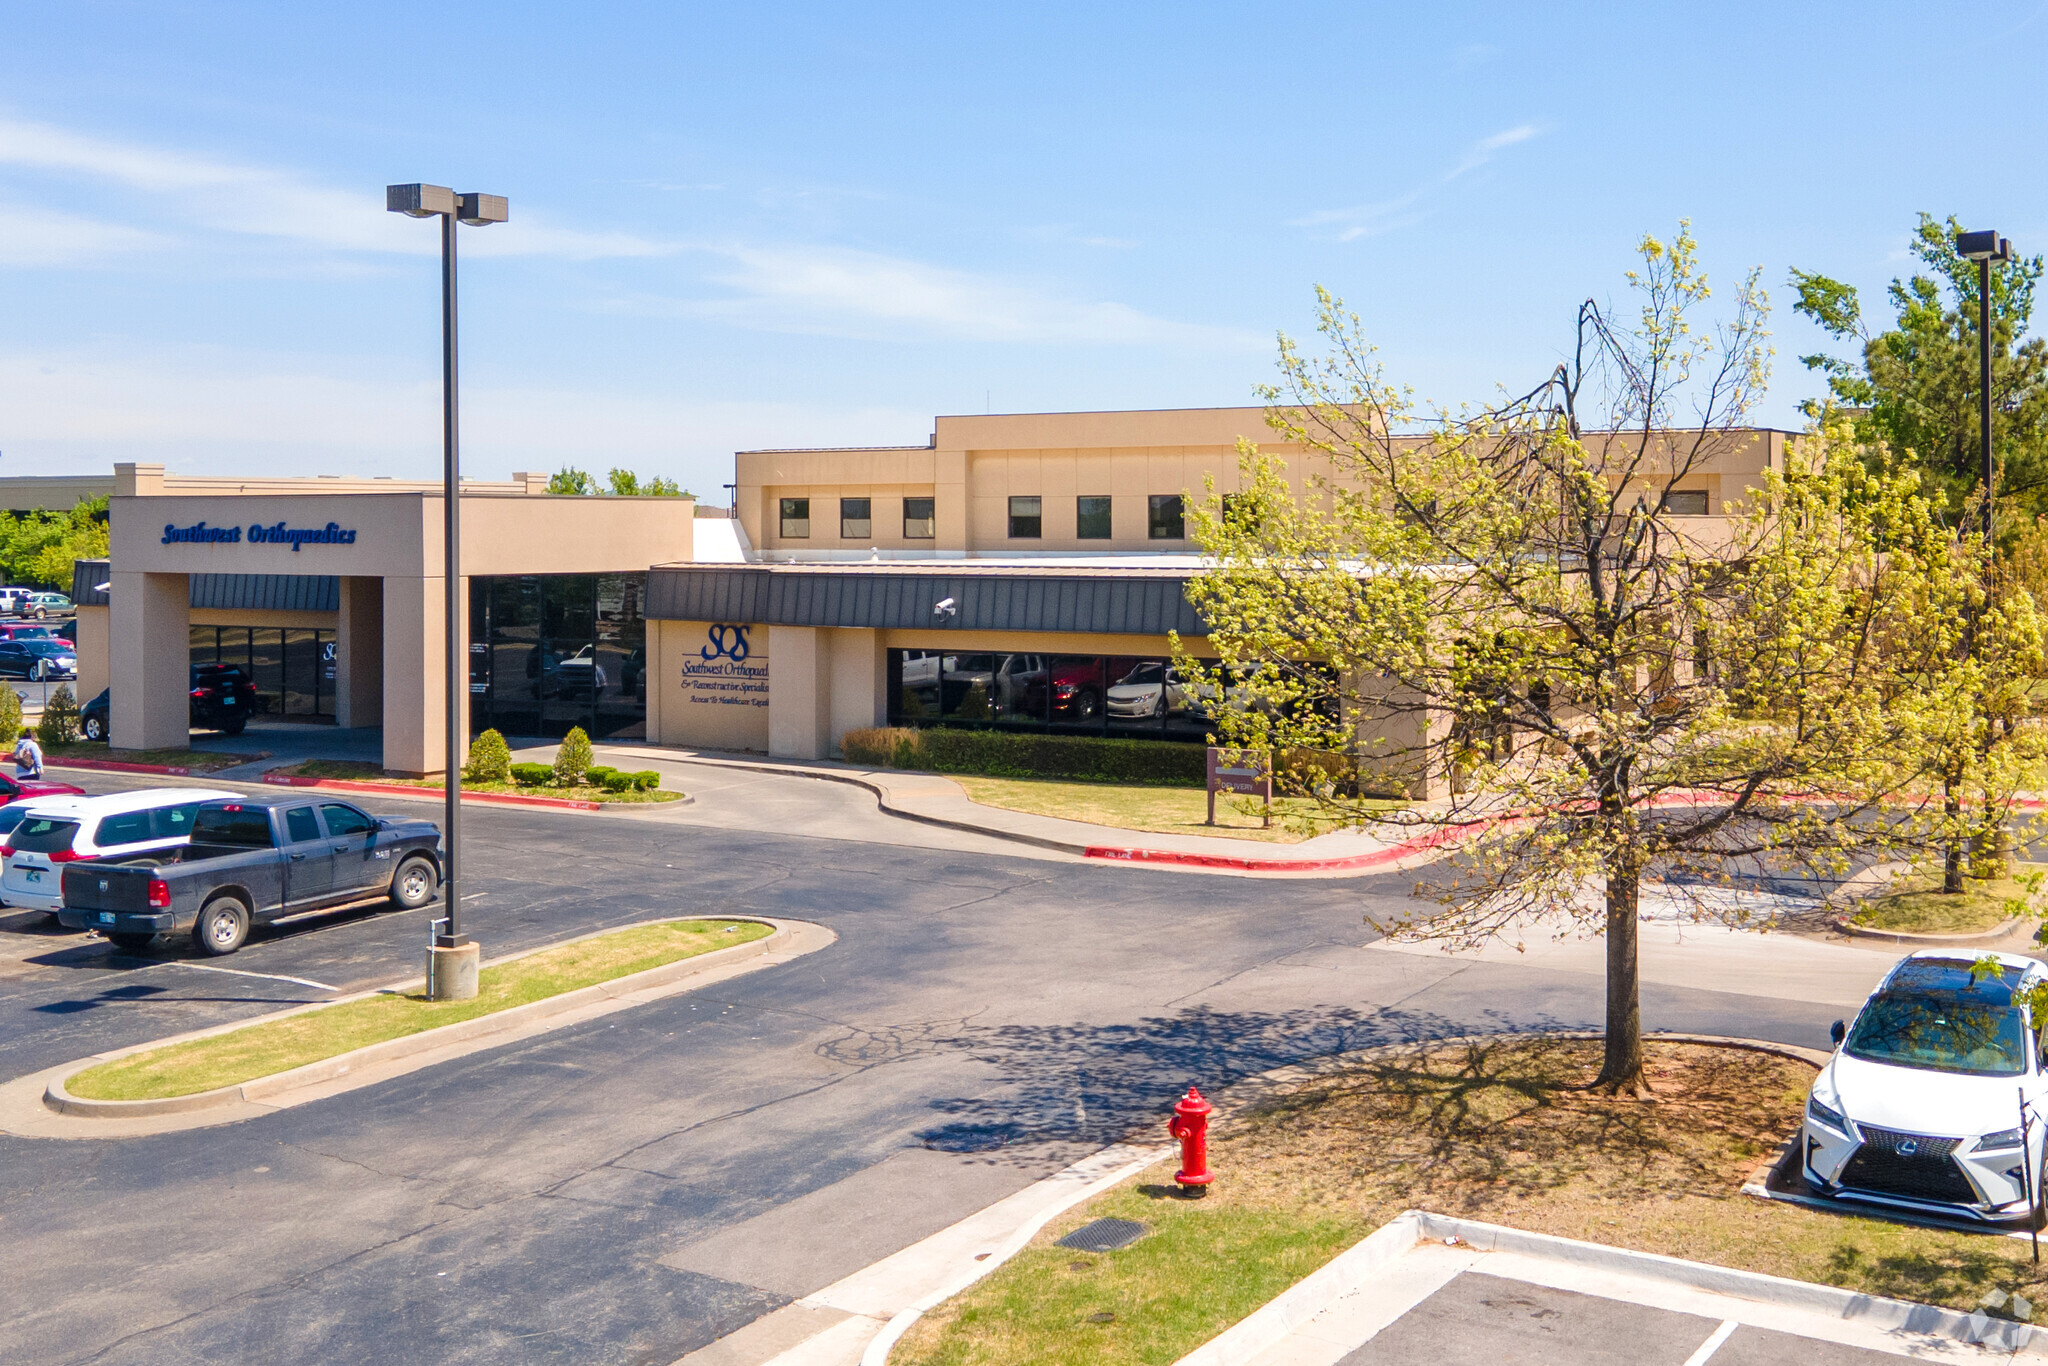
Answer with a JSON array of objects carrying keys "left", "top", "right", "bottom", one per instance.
[{"left": 32, "top": 406, "right": 1787, "bottom": 789}]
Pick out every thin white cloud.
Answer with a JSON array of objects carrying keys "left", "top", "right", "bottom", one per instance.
[
  {"left": 0, "top": 345, "right": 923, "bottom": 488},
  {"left": 0, "top": 203, "right": 163, "bottom": 265},
  {"left": 641, "top": 244, "right": 1261, "bottom": 348},
  {"left": 0, "top": 117, "right": 684, "bottom": 261},
  {"left": 1294, "top": 123, "right": 1546, "bottom": 241}
]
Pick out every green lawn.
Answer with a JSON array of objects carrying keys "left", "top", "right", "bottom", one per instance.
[
  {"left": 68, "top": 918, "right": 771, "bottom": 1100},
  {"left": 947, "top": 775, "right": 1402, "bottom": 844},
  {"left": 45, "top": 741, "right": 262, "bottom": 773},
  {"left": 898, "top": 1039, "right": 2048, "bottom": 1366},
  {"left": 274, "top": 758, "right": 682, "bottom": 804},
  {"left": 1850, "top": 875, "right": 2037, "bottom": 934}
]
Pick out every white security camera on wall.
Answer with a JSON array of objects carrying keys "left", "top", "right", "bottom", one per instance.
[{"left": 933, "top": 597, "right": 956, "bottom": 618}]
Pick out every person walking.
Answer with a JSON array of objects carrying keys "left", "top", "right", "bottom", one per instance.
[{"left": 14, "top": 727, "right": 42, "bottom": 781}]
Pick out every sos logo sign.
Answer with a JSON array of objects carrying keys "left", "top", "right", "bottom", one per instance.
[{"left": 701, "top": 624, "right": 752, "bottom": 662}]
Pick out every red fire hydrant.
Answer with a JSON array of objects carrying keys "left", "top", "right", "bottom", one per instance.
[{"left": 1169, "top": 1085, "right": 1214, "bottom": 1190}]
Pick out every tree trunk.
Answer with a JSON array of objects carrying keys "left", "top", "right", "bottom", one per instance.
[
  {"left": 1596, "top": 857, "right": 1646, "bottom": 1094},
  {"left": 1943, "top": 767, "right": 1966, "bottom": 894}
]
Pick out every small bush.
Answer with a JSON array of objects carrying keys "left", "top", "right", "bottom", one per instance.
[
  {"left": 509, "top": 762, "right": 553, "bottom": 787},
  {"left": 601, "top": 771, "right": 634, "bottom": 793},
  {"left": 840, "top": 725, "right": 1206, "bottom": 785},
  {"left": 631, "top": 770, "right": 660, "bottom": 791},
  {"left": 585, "top": 765, "right": 617, "bottom": 785},
  {"left": 553, "top": 726, "right": 593, "bottom": 785},
  {"left": 465, "top": 728, "right": 512, "bottom": 783},
  {"left": 0, "top": 686, "right": 21, "bottom": 748},
  {"left": 37, "top": 685, "right": 79, "bottom": 746}
]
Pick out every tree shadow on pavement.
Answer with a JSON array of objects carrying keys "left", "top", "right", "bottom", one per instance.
[{"left": 907, "top": 1004, "right": 1561, "bottom": 1161}]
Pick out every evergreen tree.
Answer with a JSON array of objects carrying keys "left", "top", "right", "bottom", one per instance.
[{"left": 553, "top": 726, "right": 593, "bottom": 785}]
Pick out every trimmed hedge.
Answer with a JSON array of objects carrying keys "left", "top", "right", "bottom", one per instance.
[
  {"left": 841, "top": 725, "right": 1206, "bottom": 786},
  {"left": 509, "top": 762, "right": 554, "bottom": 787}
]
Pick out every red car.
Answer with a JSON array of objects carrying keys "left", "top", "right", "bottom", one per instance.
[{"left": 0, "top": 772, "right": 84, "bottom": 805}]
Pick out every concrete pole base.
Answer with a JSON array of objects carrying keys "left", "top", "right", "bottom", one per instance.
[{"left": 426, "top": 941, "right": 480, "bottom": 1001}]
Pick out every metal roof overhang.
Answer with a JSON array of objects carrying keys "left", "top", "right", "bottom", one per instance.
[{"left": 645, "top": 565, "right": 1209, "bottom": 637}]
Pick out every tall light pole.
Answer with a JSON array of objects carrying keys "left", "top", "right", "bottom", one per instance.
[
  {"left": 1957, "top": 228, "right": 2014, "bottom": 544},
  {"left": 388, "top": 183, "right": 508, "bottom": 996}
]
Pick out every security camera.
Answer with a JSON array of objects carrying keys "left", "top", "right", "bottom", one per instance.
[{"left": 934, "top": 597, "right": 957, "bottom": 618}]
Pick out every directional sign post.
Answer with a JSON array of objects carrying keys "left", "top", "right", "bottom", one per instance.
[{"left": 1206, "top": 746, "right": 1273, "bottom": 828}]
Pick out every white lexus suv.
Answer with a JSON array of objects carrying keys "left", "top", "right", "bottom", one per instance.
[{"left": 1805, "top": 950, "right": 2048, "bottom": 1223}]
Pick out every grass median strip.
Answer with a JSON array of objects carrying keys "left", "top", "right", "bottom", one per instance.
[
  {"left": 946, "top": 775, "right": 1403, "bottom": 844},
  {"left": 272, "top": 759, "right": 684, "bottom": 804},
  {"left": 897, "top": 1038, "right": 2048, "bottom": 1366},
  {"left": 67, "top": 918, "right": 773, "bottom": 1102}
]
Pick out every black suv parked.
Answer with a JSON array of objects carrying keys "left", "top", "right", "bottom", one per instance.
[{"left": 80, "top": 665, "right": 261, "bottom": 742}]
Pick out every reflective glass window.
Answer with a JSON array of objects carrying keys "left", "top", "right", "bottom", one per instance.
[
  {"left": 1076, "top": 496, "right": 1112, "bottom": 540},
  {"left": 1008, "top": 496, "right": 1042, "bottom": 539},
  {"left": 284, "top": 806, "right": 322, "bottom": 843},
  {"left": 779, "top": 497, "right": 811, "bottom": 538},
  {"left": 903, "top": 497, "right": 935, "bottom": 539},
  {"left": 840, "top": 498, "right": 871, "bottom": 539},
  {"left": 1147, "top": 494, "right": 1185, "bottom": 540}
]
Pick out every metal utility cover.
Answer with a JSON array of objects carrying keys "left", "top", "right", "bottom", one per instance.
[{"left": 1055, "top": 1218, "right": 1147, "bottom": 1253}]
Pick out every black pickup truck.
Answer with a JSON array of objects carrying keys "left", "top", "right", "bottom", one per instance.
[{"left": 58, "top": 794, "right": 443, "bottom": 955}]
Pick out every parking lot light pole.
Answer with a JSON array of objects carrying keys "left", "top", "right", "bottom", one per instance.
[
  {"left": 387, "top": 184, "right": 508, "bottom": 995},
  {"left": 1957, "top": 228, "right": 2014, "bottom": 545}
]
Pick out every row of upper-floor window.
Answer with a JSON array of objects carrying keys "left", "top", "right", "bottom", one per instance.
[{"left": 776, "top": 494, "right": 1189, "bottom": 541}]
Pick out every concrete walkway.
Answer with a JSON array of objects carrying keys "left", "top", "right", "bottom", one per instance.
[{"left": 591, "top": 741, "right": 1427, "bottom": 876}]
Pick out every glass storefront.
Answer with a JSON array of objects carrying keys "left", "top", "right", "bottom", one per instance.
[
  {"left": 887, "top": 649, "right": 1216, "bottom": 742},
  {"left": 190, "top": 626, "right": 335, "bottom": 721},
  {"left": 468, "top": 573, "right": 647, "bottom": 740}
]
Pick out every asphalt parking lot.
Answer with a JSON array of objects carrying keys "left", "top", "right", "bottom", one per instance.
[
  {"left": 0, "top": 769, "right": 1860, "bottom": 1365},
  {"left": 1340, "top": 1272, "right": 1930, "bottom": 1364}
]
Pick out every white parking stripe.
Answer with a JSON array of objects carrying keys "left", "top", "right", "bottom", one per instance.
[
  {"left": 1680, "top": 1319, "right": 1740, "bottom": 1366},
  {"left": 168, "top": 962, "right": 338, "bottom": 991}
]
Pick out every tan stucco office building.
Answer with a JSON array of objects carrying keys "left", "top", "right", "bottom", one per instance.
[{"left": 45, "top": 406, "right": 1785, "bottom": 783}]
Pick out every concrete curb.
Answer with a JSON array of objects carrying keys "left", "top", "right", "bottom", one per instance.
[
  {"left": 49, "top": 755, "right": 260, "bottom": 778},
  {"left": 259, "top": 772, "right": 616, "bottom": 811},
  {"left": 598, "top": 745, "right": 1443, "bottom": 876},
  {"left": 15, "top": 916, "right": 829, "bottom": 1136},
  {"left": 1831, "top": 914, "right": 2041, "bottom": 948}
]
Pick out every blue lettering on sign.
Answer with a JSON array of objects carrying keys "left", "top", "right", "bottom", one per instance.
[
  {"left": 701, "top": 624, "right": 751, "bottom": 663},
  {"left": 161, "top": 522, "right": 242, "bottom": 544},
  {"left": 243, "top": 521, "right": 358, "bottom": 552}
]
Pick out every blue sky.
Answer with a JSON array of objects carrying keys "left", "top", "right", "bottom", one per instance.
[{"left": 2, "top": 2, "right": 2045, "bottom": 497}]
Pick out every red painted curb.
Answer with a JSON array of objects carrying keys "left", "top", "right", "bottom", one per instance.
[
  {"left": 1082, "top": 822, "right": 1466, "bottom": 873},
  {"left": 260, "top": 773, "right": 605, "bottom": 812},
  {"left": 49, "top": 757, "right": 199, "bottom": 777}
]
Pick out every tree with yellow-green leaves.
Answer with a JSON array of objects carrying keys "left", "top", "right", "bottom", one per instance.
[{"left": 1179, "top": 226, "right": 2046, "bottom": 1093}]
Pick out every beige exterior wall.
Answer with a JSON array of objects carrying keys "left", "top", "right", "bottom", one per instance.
[
  {"left": 737, "top": 409, "right": 1788, "bottom": 561},
  {"left": 649, "top": 620, "right": 770, "bottom": 752},
  {"left": 106, "top": 486, "right": 694, "bottom": 773}
]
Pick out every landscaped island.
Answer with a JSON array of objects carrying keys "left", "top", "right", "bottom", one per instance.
[{"left": 68, "top": 918, "right": 770, "bottom": 1101}]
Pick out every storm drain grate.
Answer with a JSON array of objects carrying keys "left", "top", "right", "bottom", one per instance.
[{"left": 1056, "top": 1218, "right": 1147, "bottom": 1253}]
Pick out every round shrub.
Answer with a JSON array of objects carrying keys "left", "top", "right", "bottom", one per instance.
[
  {"left": 465, "top": 728, "right": 512, "bottom": 783},
  {"left": 553, "top": 726, "right": 593, "bottom": 786},
  {"left": 601, "top": 771, "right": 634, "bottom": 793},
  {"left": 631, "top": 770, "right": 660, "bottom": 791},
  {"left": 509, "top": 761, "right": 553, "bottom": 787}
]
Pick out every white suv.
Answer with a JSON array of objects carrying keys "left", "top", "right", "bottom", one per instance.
[
  {"left": 1805, "top": 950, "right": 2048, "bottom": 1223},
  {"left": 2, "top": 788, "right": 236, "bottom": 915}
]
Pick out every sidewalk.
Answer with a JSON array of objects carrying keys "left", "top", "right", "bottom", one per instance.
[{"left": 592, "top": 742, "right": 1442, "bottom": 876}]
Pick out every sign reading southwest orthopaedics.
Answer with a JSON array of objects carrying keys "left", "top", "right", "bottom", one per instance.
[
  {"left": 160, "top": 520, "right": 359, "bottom": 551},
  {"left": 680, "top": 623, "right": 767, "bottom": 708}
]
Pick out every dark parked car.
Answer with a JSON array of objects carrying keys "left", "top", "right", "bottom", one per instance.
[
  {"left": 59, "top": 795, "right": 443, "bottom": 954},
  {"left": 0, "top": 639, "right": 76, "bottom": 680},
  {"left": 79, "top": 666, "right": 263, "bottom": 743}
]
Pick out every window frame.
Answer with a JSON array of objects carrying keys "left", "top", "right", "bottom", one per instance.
[
  {"left": 902, "top": 496, "right": 936, "bottom": 539},
  {"left": 839, "top": 497, "right": 872, "bottom": 540},
  {"left": 1008, "top": 495, "right": 1043, "bottom": 540},
  {"left": 1659, "top": 489, "right": 1711, "bottom": 516},
  {"left": 778, "top": 497, "right": 811, "bottom": 539},
  {"left": 1147, "top": 494, "right": 1186, "bottom": 540},
  {"left": 1076, "top": 495, "right": 1113, "bottom": 540}
]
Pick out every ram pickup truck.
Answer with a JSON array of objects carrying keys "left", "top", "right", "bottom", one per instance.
[{"left": 58, "top": 794, "right": 442, "bottom": 955}]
